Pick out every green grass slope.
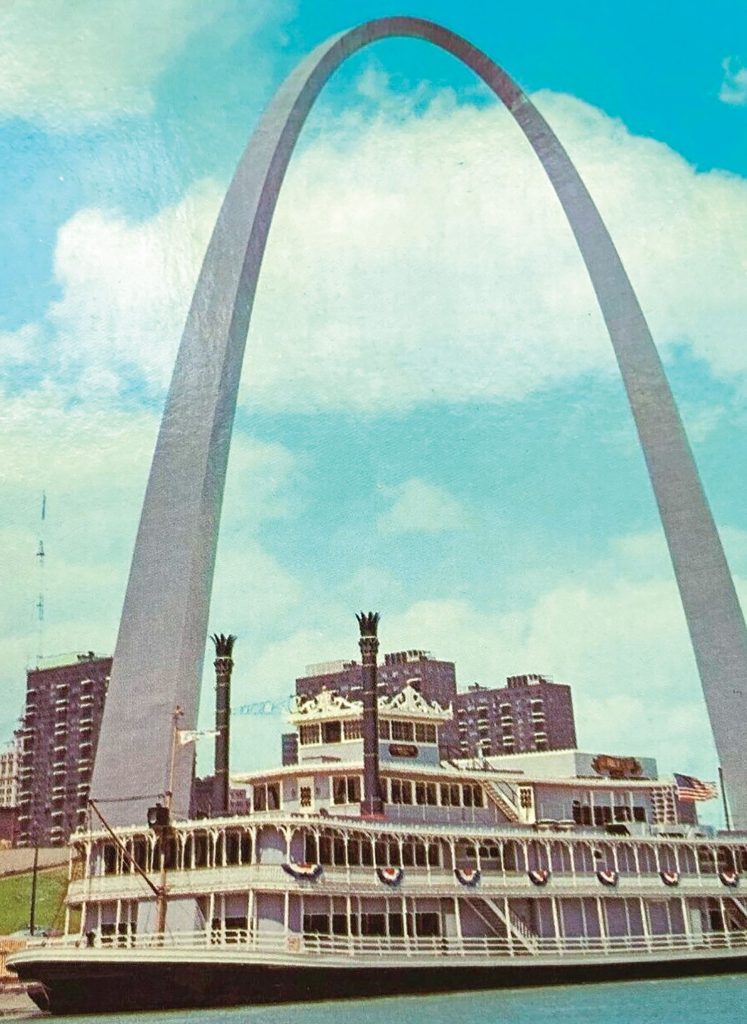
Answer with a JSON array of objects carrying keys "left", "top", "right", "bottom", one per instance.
[{"left": 0, "top": 866, "right": 69, "bottom": 936}]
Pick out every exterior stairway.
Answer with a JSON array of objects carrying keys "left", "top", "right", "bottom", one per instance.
[
  {"left": 465, "top": 897, "right": 540, "bottom": 953},
  {"left": 484, "top": 780, "right": 522, "bottom": 822},
  {"left": 724, "top": 897, "right": 747, "bottom": 932}
]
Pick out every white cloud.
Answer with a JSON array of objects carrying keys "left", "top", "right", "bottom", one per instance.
[
  {"left": 0, "top": 0, "right": 206, "bottom": 126},
  {"left": 48, "top": 179, "right": 223, "bottom": 390},
  {"left": 0, "top": 386, "right": 299, "bottom": 744},
  {"left": 0, "top": 323, "right": 41, "bottom": 366},
  {"left": 0, "top": 0, "right": 288, "bottom": 128},
  {"left": 17, "top": 83, "right": 747, "bottom": 411},
  {"left": 719, "top": 58, "right": 747, "bottom": 106},
  {"left": 378, "top": 478, "right": 467, "bottom": 534},
  {"left": 224, "top": 533, "right": 741, "bottom": 788}
]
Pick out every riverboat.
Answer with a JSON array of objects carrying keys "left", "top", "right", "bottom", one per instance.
[{"left": 9, "top": 673, "right": 747, "bottom": 1013}]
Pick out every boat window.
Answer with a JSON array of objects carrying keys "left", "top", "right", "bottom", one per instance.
[
  {"left": 224, "top": 831, "right": 242, "bottom": 865},
  {"left": 388, "top": 913, "right": 404, "bottom": 936},
  {"left": 300, "top": 786, "right": 312, "bottom": 808},
  {"left": 322, "top": 721, "right": 342, "bottom": 743},
  {"left": 392, "top": 720, "right": 414, "bottom": 741},
  {"left": 299, "top": 724, "right": 320, "bottom": 746},
  {"left": 252, "top": 782, "right": 281, "bottom": 812},
  {"left": 304, "top": 833, "right": 318, "bottom": 862},
  {"left": 360, "top": 914, "right": 386, "bottom": 937},
  {"left": 391, "top": 778, "right": 413, "bottom": 804},
  {"left": 415, "top": 912, "right": 441, "bottom": 937},
  {"left": 304, "top": 914, "right": 330, "bottom": 935},
  {"left": 593, "top": 805, "right": 612, "bottom": 826},
  {"left": 154, "top": 835, "right": 177, "bottom": 870},
  {"left": 379, "top": 720, "right": 391, "bottom": 739},
  {"left": 343, "top": 720, "right": 362, "bottom": 740},
  {"left": 415, "top": 723, "right": 437, "bottom": 744},
  {"left": 717, "top": 846, "right": 736, "bottom": 872},
  {"left": 319, "top": 834, "right": 332, "bottom": 864},
  {"left": 194, "top": 832, "right": 209, "bottom": 868},
  {"left": 414, "top": 781, "right": 438, "bottom": 806},
  {"left": 332, "top": 775, "right": 361, "bottom": 804},
  {"left": 102, "top": 842, "right": 118, "bottom": 875},
  {"left": 697, "top": 846, "right": 716, "bottom": 874},
  {"left": 130, "top": 837, "right": 147, "bottom": 871}
]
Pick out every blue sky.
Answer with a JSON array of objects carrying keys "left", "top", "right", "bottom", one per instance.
[{"left": 1, "top": 1, "right": 746, "bottom": 820}]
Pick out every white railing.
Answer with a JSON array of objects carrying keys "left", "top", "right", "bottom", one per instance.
[
  {"left": 67, "top": 865, "right": 747, "bottom": 902},
  {"left": 25, "top": 927, "right": 747, "bottom": 962}
]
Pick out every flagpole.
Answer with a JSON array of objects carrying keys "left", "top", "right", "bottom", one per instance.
[{"left": 719, "top": 766, "right": 732, "bottom": 831}]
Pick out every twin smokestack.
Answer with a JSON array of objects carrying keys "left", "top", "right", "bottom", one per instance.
[
  {"left": 210, "top": 614, "right": 384, "bottom": 819},
  {"left": 357, "top": 611, "right": 384, "bottom": 818},
  {"left": 211, "top": 632, "right": 236, "bottom": 817}
]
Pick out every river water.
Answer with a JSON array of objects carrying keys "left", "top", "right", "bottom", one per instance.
[{"left": 51, "top": 975, "right": 747, "bottom": 1024}]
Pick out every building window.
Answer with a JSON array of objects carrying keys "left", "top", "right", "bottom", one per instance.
[
  {"left": 299, "top": 786, "right": 312, "bottom": 808},
  {"left": 379, "top": 720, "right": 391, "bottom": 739}
]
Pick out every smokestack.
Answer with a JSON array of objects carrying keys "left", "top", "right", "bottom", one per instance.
[
  {"left": 211, "top": 633, "right": 236, "bottom": 816},
  {"left": 357, "top": 612, "right": 384, "bottom": 817}
]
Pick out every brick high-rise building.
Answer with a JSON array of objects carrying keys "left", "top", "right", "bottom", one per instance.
[
  {"left": 295, "top": 649, "right": 457, "bottom": 706},
  {"left": 446, "top": 673, "right": 577, "bottom": 760},
  {"left": 16, "top": 653, "right": 111, "bottom": 846}
]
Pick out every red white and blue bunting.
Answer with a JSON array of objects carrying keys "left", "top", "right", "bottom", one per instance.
[
  {"left": 528, "top": 869, "right": 550, "bottom": 887},
  {"left": 719, "top": 870, "right": 739, "bottom": 888},
  {"left": 282, "top": 863, "right": 323, "bottom": 881},
  {"left": 454, "top": 867, "right": 481, "bottom": 887},
  {"left": 376, "top": 866, "right": 404, "bottom": 887},
  {"left": 596, "top": 869, "right": 619, "bottom": 887},
  {"left": 659, "top": 870, "right": 680, "bottom": 887}
]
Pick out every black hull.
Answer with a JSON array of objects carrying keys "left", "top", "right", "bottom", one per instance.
[{"left": 14, "top": 954, "right": 747, "bottom": 1016}]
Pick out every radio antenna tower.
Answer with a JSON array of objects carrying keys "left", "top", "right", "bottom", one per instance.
[{"left": 35, "top": 492, "right": 46, "bottom": 666}]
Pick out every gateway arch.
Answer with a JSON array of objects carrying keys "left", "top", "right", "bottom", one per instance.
[{"left": 90, "top": 16, "right": 747, "bottom": 827}]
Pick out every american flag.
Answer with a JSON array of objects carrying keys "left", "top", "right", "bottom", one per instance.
[{"left": 673, "top": 772, "right": 717, "bottom": 801}]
